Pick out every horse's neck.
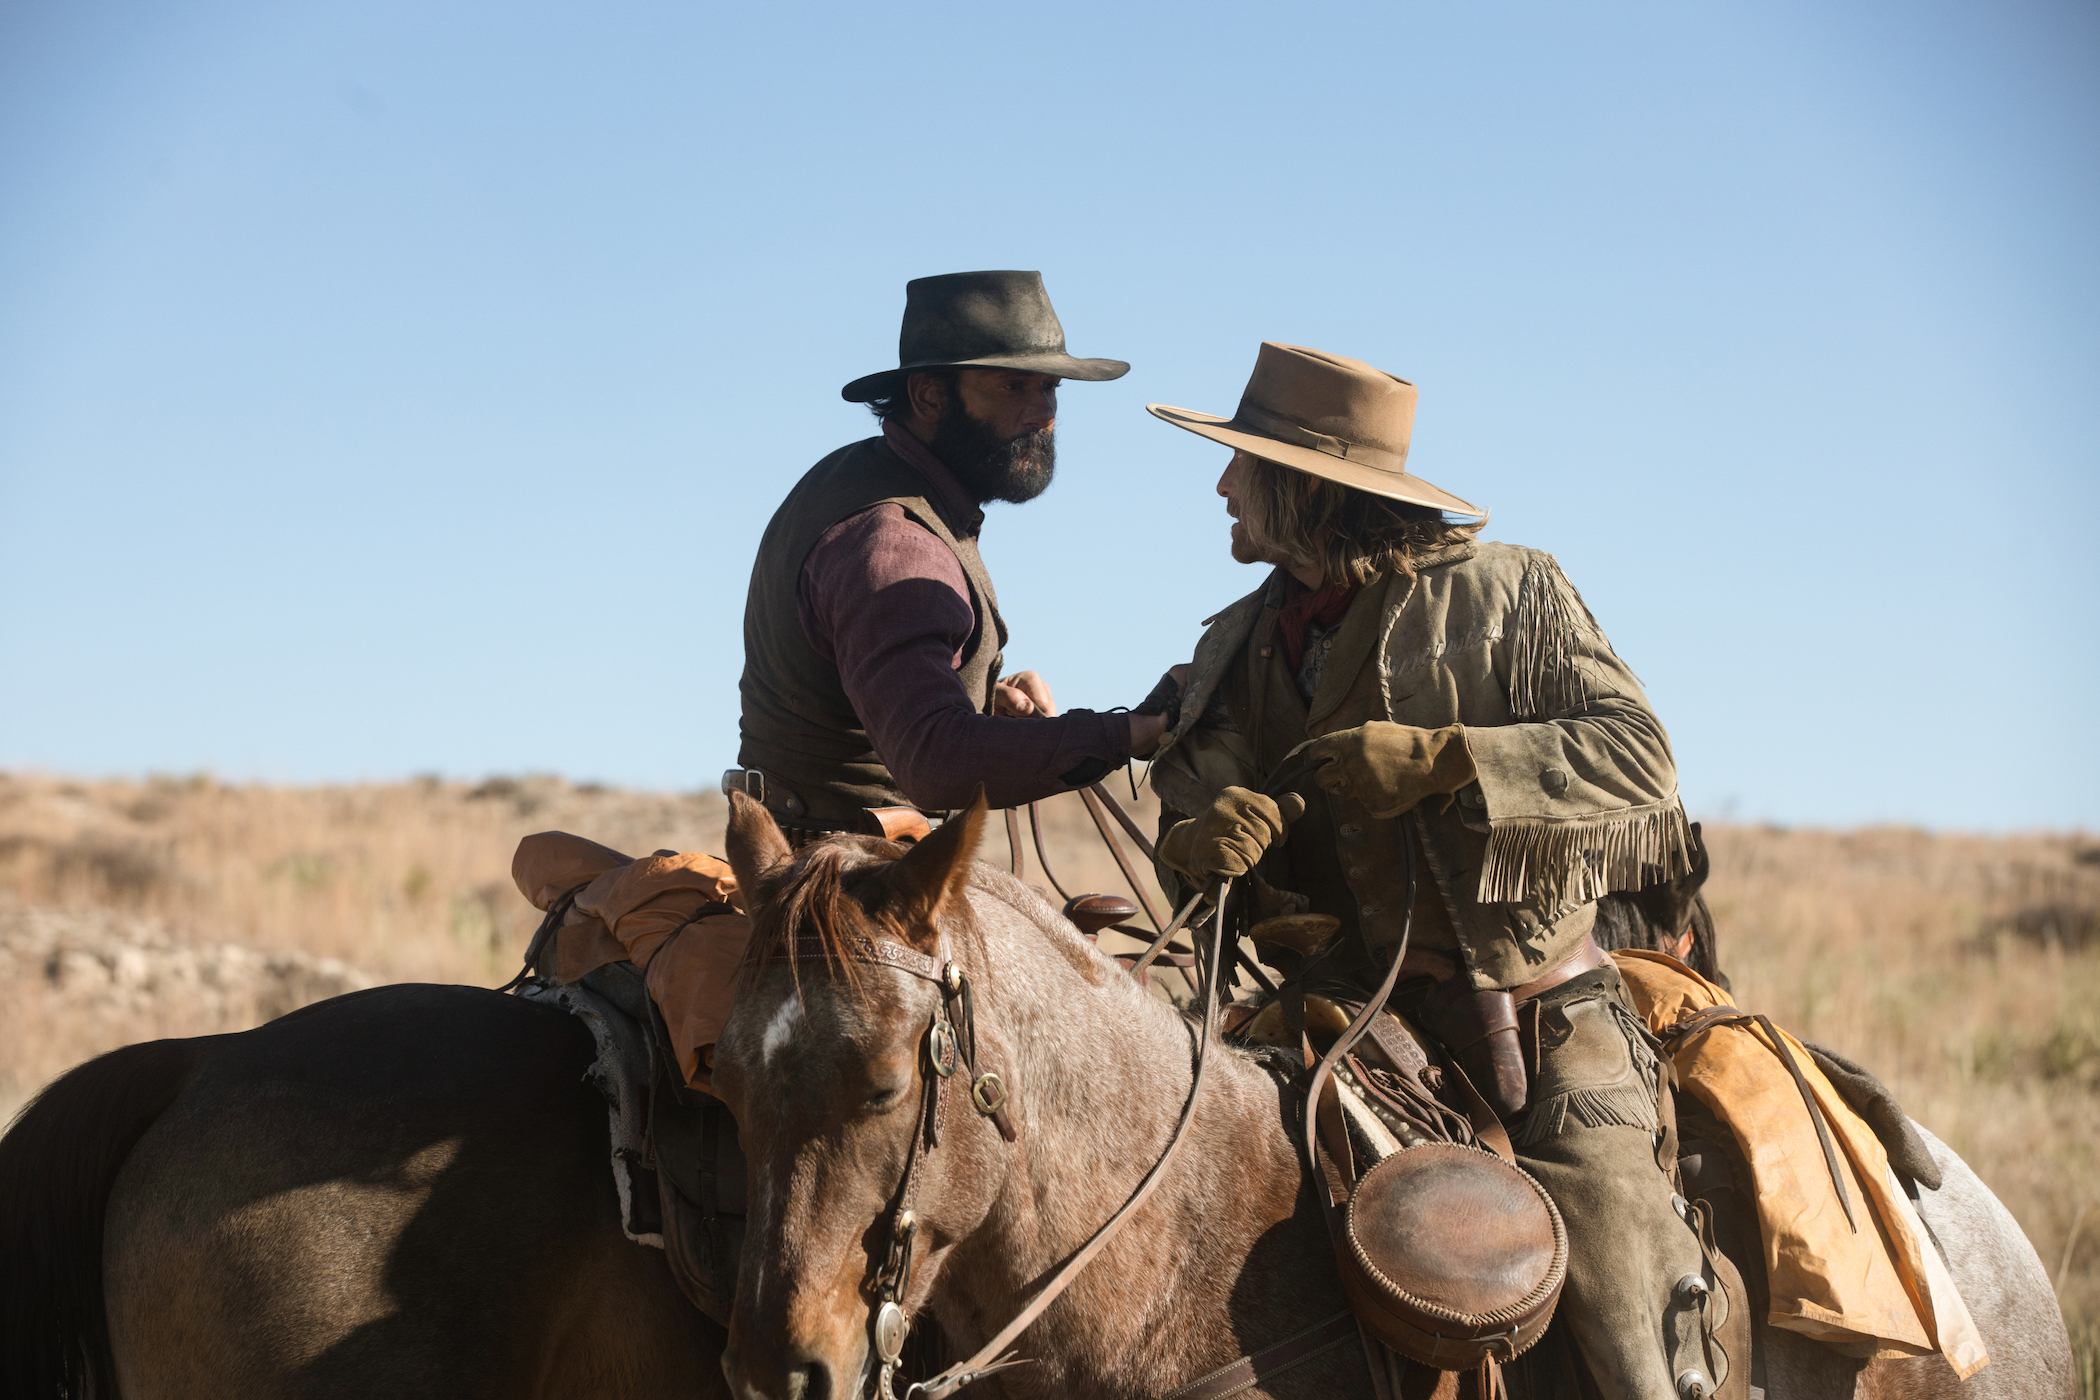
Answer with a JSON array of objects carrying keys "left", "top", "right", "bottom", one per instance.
[{"left": 940, "top": 876, "right": 1325, "bottom": 1396}]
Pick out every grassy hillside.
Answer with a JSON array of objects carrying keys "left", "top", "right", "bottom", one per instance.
[{"left": 2, "top": 769, "right": 2094, "bottom": 1357}]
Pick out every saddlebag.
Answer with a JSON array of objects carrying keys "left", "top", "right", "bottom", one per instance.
[
  {"left": 1337, "top": 1143, "right": 1567, "bottom": 1368},
  {"left": 1247, "top": 991, "right": 1569, "bottom": 1372}
]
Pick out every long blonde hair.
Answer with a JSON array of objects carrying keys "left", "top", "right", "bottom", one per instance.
[{"left": 1235, "top": 453, "right": 1483, "bottom": 586}]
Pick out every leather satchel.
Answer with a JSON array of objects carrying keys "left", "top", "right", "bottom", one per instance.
[
  {"left": 1338, "top": 1143, "right": 1567, "bottom": 1369},
  {"left": 1312, "top": 1003, "right": 1569, "bottom": 1374}
]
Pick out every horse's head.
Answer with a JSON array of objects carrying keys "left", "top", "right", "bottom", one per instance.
[{"left": 713, "top": 791, "right": 1012, "bottom": 1400}]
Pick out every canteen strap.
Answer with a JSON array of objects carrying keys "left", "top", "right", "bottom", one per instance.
[{"left": 1162, "top": 1310, "right": 1359, "bottom": 1400}]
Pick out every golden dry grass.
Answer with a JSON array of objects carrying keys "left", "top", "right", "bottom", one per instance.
[{"left": 2, "top": 770, "right": 2094, "bottom": 1356}]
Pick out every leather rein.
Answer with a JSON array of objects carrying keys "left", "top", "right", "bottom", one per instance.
[{"left": 774, "top": 880, "right": 1230, "bottom": 1400}]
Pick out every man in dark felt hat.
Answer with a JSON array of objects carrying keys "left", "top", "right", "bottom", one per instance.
[
  {"left": 1146, "top": 343, "right": 1713, "bottom": 1397},
  {"left": 732, "top": 271, "right": 1173, "bottom": 840}
]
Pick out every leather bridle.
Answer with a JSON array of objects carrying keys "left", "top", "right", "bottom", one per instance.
[
  {"left": 775, "top": 932, "right": 1019, "bottom": 1398},
  {"left": 767, "top": 883, "right": 1230, "bottom": 1400}
]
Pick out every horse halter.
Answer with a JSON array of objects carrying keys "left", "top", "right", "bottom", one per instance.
[{"left": 782, "top": 932, "right": 1018, "bottom": 1400}]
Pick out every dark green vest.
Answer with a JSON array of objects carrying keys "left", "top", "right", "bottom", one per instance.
[{"left": 736, "top": 436, "right": 1006, "bottom": 824}]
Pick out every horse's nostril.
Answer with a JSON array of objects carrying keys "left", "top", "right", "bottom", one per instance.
[{"left": 786, "top": 1359, "right": 832, "bottom": 1400}]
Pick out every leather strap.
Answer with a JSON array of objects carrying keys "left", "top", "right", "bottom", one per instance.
[
  {"left": 906, "top": 887, "right": 1232, "bottom": 1400},
  {"left": 790, "top": 934, "right": 945, "bottom": 986},
  {"left": 1438, "top": 1055, "right": 1517, "bottom": 1164},
  {"left": 1078, "top": 784, "right": 1167, "bottom": 931},
  {"left": 1003, "top": 808, "right": 1026, "bottom": 880},
  {"left": 1302, "top": 832, "right": 1420, "bottom": 1239},
  {"left": 1509, "top": 933, "right": 1608, "bottom": 1002},
  {"left": 1661, "top": 1006, "right": 1857, "bottom": 1232},
  {"left": 1163, "top": 1311, "right": 1359, "bottom": 1400},
  {"left": 1086, "top": 782, "right": 1158, "bottom": 861},
  {"left": 1027, "top": 802, "right": 1072, "bottom": 902}
]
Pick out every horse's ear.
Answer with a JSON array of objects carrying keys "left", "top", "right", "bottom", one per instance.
[
  {"left": 881, "top": 788, "right": 987, "bottom": 949},
  {"left": 725, "top": 791, "right": 794, "bottom": 917}
]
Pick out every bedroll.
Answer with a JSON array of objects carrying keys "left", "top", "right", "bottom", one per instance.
[{"left": 513, "top": 831, "right": 750, "bottom": 1093}]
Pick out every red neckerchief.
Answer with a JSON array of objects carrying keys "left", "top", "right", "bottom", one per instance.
[{"left": 1276, "top": 575, "right": 1361, "bottom": 675}]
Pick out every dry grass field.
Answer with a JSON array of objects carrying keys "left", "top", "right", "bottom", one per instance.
[{"left": 2, "top": 769, "right": 2095, "bottom": 1371}]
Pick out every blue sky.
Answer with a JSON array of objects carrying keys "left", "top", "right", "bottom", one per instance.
[{"left": 1, "top": 0, "right": 2094, "bottom": 828}]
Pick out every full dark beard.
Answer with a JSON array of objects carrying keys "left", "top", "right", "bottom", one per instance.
[{"left": 928, "top": 398, "right": 1056, "bottom": 504}]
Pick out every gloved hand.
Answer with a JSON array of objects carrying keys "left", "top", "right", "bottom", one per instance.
[
  {"left": 1298, "top": 723, "right": 1476, "bottom": 819},
  {"left": 1158, "top": 787, "right": 1308, "bottom": 882}
]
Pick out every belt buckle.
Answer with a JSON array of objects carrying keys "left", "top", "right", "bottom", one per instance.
[{"left": 720, "top": 768, "right": 765, "bottom": 803}]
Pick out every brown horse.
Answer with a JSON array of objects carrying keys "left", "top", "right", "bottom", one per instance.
[
  {"left": 712, "top": 792, "right": 2077, "bottom": 1400},
  {"left": 0, "top": 982, "right": 731, "bottom": 1398}
]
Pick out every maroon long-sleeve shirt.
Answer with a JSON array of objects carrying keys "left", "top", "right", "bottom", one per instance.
[{"left": 793, "top": 422, "right": 1133, "bottom": 810}]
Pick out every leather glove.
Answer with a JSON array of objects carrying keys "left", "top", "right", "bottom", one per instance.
[
  {"left": 1298, "top": 723, "right": 1475, "bottom": 819},
  {"left": 1158, "top": 788, "right": 1308, "bottom": 882}
]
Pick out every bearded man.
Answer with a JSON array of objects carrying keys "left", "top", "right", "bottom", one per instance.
[
  {"left": 733, "top": 271, "right": 1171, "bottom": 841},
  {"left": 1146, "top": 343, "right": 1708, "bottom": 1397}
]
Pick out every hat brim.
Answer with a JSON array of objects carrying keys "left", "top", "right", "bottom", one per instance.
[
  {"left": 842, "top": 352, "right": 1130, "bottom": 403},
  {"left": 1145, "top": 402, "right": 1486, "bottom": 519}
]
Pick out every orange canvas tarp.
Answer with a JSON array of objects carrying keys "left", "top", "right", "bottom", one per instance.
[
  {"left": 1612, "top": 950, "right": 1985, "bottom": 1377},
  {"left": 512, "top": 831, "right": 753, "bottom": 1094}
]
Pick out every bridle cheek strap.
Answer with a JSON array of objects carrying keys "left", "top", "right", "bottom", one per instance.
[{"left": 786, "top": 934, "right": 1016, "bottom": 1398}]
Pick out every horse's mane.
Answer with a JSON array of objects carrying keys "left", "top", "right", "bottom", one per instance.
[
  {"left": 738, "top": 835, "right": 1110, "bottom": 994},
  {"left": 739, "top": 838, "right": 893, "bottom": 993}
]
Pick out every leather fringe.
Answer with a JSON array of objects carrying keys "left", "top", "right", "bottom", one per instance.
[
  {"left": 1507, "top": 551, "right": 1599, "bottom": 721},
  {"left": 1509, "top": 1082, "right": 1662, "bottom": 1147},
  {"left": 1476, "top": 800, "right": 1693, "bottom": 908},
  {"left": 1510, "top": 1005, "right": 1662, "bottom": 1149}
]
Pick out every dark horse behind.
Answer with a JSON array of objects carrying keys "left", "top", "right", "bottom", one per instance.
[{"left": 0, "top": 982, "right": 729, "bottom": 1398}]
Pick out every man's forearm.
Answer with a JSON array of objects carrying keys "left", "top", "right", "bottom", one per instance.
[{"left": 881, "top": 702, "right": 1134, "bottom": 810}]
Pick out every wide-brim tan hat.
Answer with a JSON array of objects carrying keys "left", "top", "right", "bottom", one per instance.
[{"left": 1147, "top": 342, "right": 1485, "bottom": 518}]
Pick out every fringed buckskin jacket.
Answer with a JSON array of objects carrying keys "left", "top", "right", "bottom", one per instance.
[{"left": 1150, "top": 539, "right": 1693, "bottom": 990}]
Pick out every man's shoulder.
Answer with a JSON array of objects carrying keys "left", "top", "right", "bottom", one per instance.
[
  {"left": 1419, "top": 539, "right": 1559, "bottom": 601},
  {"left": 763, "top": 437, "right": 927, "bottom": 542},
  {"left": 1429, "top": 538, "right": 1541, "bottom": 577},
  {"left": 794, "top": 435, "right": 910, "bottom": 494},
  {"left": 810, "top": 503, "right": 961, "bottom": 582}
]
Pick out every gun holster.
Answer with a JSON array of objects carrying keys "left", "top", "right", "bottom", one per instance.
[{"left": 1422, "top": 979, "right": 1529, "bottom": 1119}]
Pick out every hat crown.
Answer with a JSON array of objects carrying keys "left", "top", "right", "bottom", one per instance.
[
  {"left": 900, "top": 270, "right": 1067, "bottom": 366},
  {"left": 842, "top": 270, "right": 1126, "bottom": 402},
  {"left": 1236, "top": 342, "right": 1416, "bottom": 466}
]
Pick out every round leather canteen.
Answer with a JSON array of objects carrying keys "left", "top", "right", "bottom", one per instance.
[{"left": 1338, "top": 1145, "right": 1567, "bottom": 1367}]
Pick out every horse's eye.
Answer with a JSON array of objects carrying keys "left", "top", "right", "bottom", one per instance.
[{"left": 865, "top": 1086, "right": 904, "bottom": 1111}]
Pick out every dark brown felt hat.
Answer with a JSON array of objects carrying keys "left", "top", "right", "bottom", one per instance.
[
  {"left": 840, "top": 270, "right": 1130, "bottom": 403},
  {"left": 1147, "top": 342, "right": 1485, "bottom": 518}
]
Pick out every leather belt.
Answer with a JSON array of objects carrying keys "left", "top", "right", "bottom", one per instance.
[{"left": 1394, "top": 932, "right": 1609, "bottom": 1002}]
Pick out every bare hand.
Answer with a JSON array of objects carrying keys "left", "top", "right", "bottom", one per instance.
[{"left": 993, "top": 670, "right": 1058, "bottom": 718}]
